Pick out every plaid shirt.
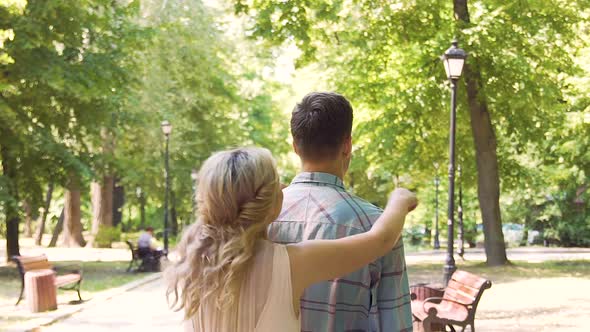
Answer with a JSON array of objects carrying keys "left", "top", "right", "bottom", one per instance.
[{"left": 268, "top": 172, "right": 412, "bottom": 332}]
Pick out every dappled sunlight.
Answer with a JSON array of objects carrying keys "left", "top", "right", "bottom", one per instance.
[{"left": 476, "top": 278, "right": 590, "bottom": 331}]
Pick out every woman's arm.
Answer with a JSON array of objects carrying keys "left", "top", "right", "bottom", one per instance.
[{"left": 287, "top": 188, "right": 417, "bottom": 299}]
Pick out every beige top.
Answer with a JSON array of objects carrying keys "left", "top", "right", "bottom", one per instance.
[{"left": 186, "top": 241, "right": 300, "bottom": 332}]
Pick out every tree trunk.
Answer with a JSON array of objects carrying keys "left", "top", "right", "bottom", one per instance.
[
  {"left": 112, "top": 179, "right": 125, "bottom": 227},
  {"left": 23, "top": 200, "right": 34, "bottom": 238},
  {"left": 454, "top": 0, "right": 508, "bottom": 266},
  {"left": 1, "top": 145, "right": 20, "bottom": 260},
  {"left": 48, "top": 209, "right": 65, "bottom": 248},
  {"left": 35, "top": 182, "right": 54, "bottom": 246},
  {"left": 62, "top": 177, "right": 86, "bottom": 247},
  {"left": 89, "top": 128, "right": 116, "bottom": 246},
  {"left": 90, "top": 176, "right": 114, "bottom": 244}
]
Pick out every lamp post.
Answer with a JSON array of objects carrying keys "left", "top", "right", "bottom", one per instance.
[
  {"left": 433, "top": 163, "right": 441, "bottom": 250},
  {"left": 457, "top": 165, "right": 465, "bottom": 259},
  {"left": 441, "top": 40, "right": 467, "bottom": 286},
  {"left": 161, "top": 120, "right": 172, "bottom": 255},
  {"left": 136, "top": 186, "right": 146, "bottom": 230}
]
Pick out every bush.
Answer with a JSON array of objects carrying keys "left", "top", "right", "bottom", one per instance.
[
  {"left": 404, "top": 225, "right": 425, "bottom": 246},
  {"left": 94, "top": 226, "right": 122, "bottom": 248}
]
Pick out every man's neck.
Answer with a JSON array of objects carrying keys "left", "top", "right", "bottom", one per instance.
[{"left": 301, "top": 161, "right": 345, "bottom": 180}]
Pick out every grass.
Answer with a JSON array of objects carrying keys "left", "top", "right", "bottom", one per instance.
[
  {"left": 0, "top": 261, "right": 148, "bottom": 303},
  {"left": 407, "top": 259, "right": 590, "bottom": 284}
]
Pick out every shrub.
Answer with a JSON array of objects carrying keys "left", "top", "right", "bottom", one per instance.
[{"left": 94, "top": 226, "right": 122, "bottom": 248}]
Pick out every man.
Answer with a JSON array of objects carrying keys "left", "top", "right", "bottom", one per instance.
[
  {"left": 268, "top": 92, "right": 413, "bottom": 331},
  {"left": 137, "top": 227, "right": 163, "bottom": 270}
]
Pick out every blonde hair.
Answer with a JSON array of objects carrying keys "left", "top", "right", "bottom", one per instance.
[{"left": 166, "top": 147, "right": 281, "bottom": 318}]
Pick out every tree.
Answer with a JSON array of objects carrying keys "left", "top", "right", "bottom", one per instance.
[
  {"left": 112, "top": 0, "right": 289, "bottom": 231},
  {"left": 35, "top": 182, "right": 53, "bottom": 245},
  {"left": 62, "top": 176, "right": 86, "bottom": 247},
  {"left": 232, "top": 0, "right": 589, "bottom": 264},
  {"left": 1, "top": 145, "right": 20, "bottom": 258},
  {"left": 1, "top": 0, "right": 144, "bottom": 255},
  {"left": 453, "top": 0, "right": 506, "bottom": 264}
]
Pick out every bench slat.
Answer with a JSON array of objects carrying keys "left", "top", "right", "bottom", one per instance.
[
  {"left": 14, "top": 255, "right": 54, "bottom": 273},
  {"left": 443, "top": 287, "right": 475, "bottom": 305},
  {"left": 451, "top": 270, "right": 488, "bottom": 288},
  {"left": 447, "top": 279, "right": 480, "bottom": 297},
  {"left": 22, "top": 260, "right": 53, "bottom": 272}
]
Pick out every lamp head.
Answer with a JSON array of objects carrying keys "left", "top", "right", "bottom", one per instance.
[
  {"left": 161, "top": 120, "right": 172, "bottom": 136},
  {"left": 442, "top": 40, "right": 467, "bottom": 80}
]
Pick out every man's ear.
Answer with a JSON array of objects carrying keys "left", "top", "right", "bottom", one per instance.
[
  {"left": 342, "top": 136, "right": 352, "bottom": 157},
  {"left": 292, "top": 141, "right": 301, "bottom": 156}
]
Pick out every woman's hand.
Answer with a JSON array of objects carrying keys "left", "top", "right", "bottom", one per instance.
[
  {"left": 371, "top": 188, "right": 418, "bottom": 246},
  {"left": 386, "top": 188, "right": 418, "bottom": 213}
]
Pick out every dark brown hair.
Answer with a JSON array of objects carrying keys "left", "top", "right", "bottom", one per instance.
[{"left": 290, "top": 92, "right": 353, "bottom": 160}]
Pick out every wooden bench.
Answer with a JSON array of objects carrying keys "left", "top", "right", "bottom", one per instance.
[
  {"left": 411, "top": 270, "right": 491, "bottom": 332},
  {"left": 12, "top": 254, "right": 82, "bottom": 306}
]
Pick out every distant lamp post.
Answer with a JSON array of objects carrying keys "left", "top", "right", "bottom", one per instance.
[
  {"left": 161, "top": 120, "right": 172, "bottom": 255},
  {"left": 433, "top": 163, "right": 441, "bottom": 250},
  {"left": 457, "top": 165, "right": 465, "bottom": 259},
  {"left": 441, "top": 40, "right": 467, "bottom": 286},
  {"left": 191, "top": 168, "right": 198, "bottom": 223},
  {"left": 136, "top": 186, "right": 146, "bottom": 230}
]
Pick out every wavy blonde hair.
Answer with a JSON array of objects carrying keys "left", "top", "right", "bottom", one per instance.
[{"left": 166, "top": 147, "right": 281, "bottom": 318}]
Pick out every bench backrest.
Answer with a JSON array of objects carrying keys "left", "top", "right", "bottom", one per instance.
[
  {"left": 12, "top": 255, "right": 53, "bottom": 279},
  {"left": 443, "top": 270, "right": 492, "bottom": 307},
  {"left": 125, "top": 240, "right": 135, "bottom": 250}
]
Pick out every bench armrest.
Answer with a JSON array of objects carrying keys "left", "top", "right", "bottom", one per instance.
[{"left": 424, "top": 297, "right": 471, "bottom": 309}]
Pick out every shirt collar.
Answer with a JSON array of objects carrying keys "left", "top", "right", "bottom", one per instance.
[{"left": 291, "top": 172, "right": 345, "bottom": 190}]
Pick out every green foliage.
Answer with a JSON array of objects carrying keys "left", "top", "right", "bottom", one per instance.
[
  {"left": 233, "top": 0, "right": 590, "bottom": 247},
  {"left": 1, "top": 0, "right": 290, "bottom": 242},
  {"left": 0, "top": 0, "right": 144, "bottom": 215},
  {"left": 94, "top": 225, "right": 122, "bottom": 248}
]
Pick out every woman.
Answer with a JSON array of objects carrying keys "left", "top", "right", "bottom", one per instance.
[{"left": 166, "top": 147, "right": 417, "bottom": 332}]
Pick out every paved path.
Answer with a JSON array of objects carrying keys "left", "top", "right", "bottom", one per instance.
[
  {"left": 476, "top": 277, "right": 590, "bottom": 331},
  {"left": 39, "top": 275, "right": 590, "bottom": 332},
  {"left": 41, "top": 278, "right": 184, "bottom": 332}
]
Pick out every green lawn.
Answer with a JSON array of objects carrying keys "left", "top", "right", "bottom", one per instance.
[
  {"left": 408, "top": 259, "right": 590, "bottom": 285},
  {"left": 0, "top": 261, "right": 148, "bottom": 304}
]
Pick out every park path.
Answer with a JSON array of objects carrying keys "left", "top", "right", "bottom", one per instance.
[
  {"left": 38, "top": 275, "right": 590, "bottom": 332},
  {"left": 40, "top": 278, "right": 184, "bottom": 332},
  {"left": 476, "top": 277, "right": 590, "bottom": 331}
]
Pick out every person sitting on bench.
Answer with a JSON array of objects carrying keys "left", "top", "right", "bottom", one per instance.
[{"left": 137, "top": 227, "right": 164, "bottom": 260}]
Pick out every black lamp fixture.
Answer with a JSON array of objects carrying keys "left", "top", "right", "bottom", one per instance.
[
  {"left": 161, "top": 120, "right": 172, "bottom": 255},
  {"left": 441, "top": 40, "right": 467, "bottom": 286}
]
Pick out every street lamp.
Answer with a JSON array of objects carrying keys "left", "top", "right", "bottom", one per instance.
[
  {"left": 161, "top": 120, "right": 172, "bottom": 255},
  {"left": 136, "top": 186, "right": 146, "bottom": 230},
  {"left": 441, "top": 40, "right": 467, "bottom": 286},
  {"left": 457, "top": 165, "right": 465, "bottom": 259},
  {"left": 433, "top": 163, "right": 441, "bottom": 250}
]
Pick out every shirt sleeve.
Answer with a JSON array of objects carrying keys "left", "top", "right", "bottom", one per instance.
[{"left": 375, "top": 238, "right": 413, "bottom": 332}]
